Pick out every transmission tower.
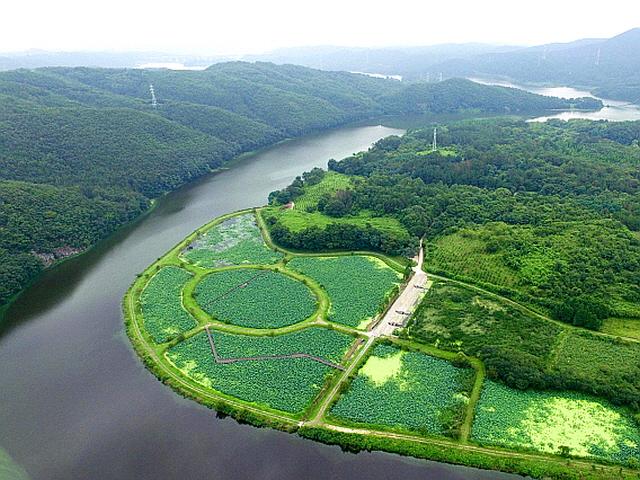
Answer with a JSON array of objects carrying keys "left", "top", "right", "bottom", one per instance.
[
  {"left": 149, "top": 84, "right": 158, "bottom": 108},
  {"left": 439, "top": 72, "right": 443, "bottom": 82},
  {"left": 595, "top": 48, "right": 601, "bottom": 66},
  {"left": 432, "top": 127, "right": 437, "bottom": 152}
]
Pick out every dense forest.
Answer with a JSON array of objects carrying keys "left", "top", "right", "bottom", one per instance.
[{"left": 0, "top": 63, "right": 592, "bottom": 311}]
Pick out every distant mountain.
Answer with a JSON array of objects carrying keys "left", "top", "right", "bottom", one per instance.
[
  {"left": 435, "top": 28, "right": 640, "bottom": 102},
  {"left": 245, "top": 44, "right": 519, "bottom": 77},
  {"left": 0, "top": 50, "right": 228, "bottom": 70}
]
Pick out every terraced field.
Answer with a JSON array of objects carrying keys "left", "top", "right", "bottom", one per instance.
[{"left": 288, "top": 255, "right": 402, "bottom": 329}]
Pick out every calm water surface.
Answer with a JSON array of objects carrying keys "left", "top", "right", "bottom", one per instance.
[
  {"left": 469, "top": 77, "right": 640, "bottom": 122},
  {"left": 0, "top": 124, "right": 518, "bottom": 480}
]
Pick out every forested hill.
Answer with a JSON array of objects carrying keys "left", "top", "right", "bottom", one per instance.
[
  {"left": 0, "top": 62, "right": 598, "bottom": 312},
  {"left": 325, "top": 119, "right": 640, "bottom": 328}
]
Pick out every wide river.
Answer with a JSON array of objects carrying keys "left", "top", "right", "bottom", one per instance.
[{"left": 0, "top": 125, "right": 516, "bottom": 480}]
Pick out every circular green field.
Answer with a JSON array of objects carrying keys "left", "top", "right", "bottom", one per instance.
[{"left": 193, "top": 268, "right": 318, "bottom": 328}]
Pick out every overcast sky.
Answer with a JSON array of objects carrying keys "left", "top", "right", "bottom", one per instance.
[{"left": 1, "top": 0, "right": 639, "bottom": 54}]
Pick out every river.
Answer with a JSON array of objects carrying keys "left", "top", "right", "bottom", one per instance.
[
  {"left": 469, "top": 77, "right": 640, "bottom": 122},
  {"left": 0, "top": 124, "right": 516, "bottom": 480}
]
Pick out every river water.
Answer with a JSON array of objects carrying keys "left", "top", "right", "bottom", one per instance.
[
  {"left": 0, "top": 124, "right": 516, "bottom": 480},
  {"left": 469, "top": 77, "right": 640, "bottom": 122}
]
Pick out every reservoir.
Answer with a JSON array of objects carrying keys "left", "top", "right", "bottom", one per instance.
[
  {"left": 0, "top": 124, "right": 516, "bottom": 480},
  {"left": 470, "top": 77, "right": 640, "bottom": 122}
]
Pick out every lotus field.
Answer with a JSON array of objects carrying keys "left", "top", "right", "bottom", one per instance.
[
  {"left": 167, "top": 327, "right": 352, "bottom": 414},
  {"left": 140, "top": 266, "right": 196, "bottom": 343},
  {"left": 472, "top": 380, "right": 640, "bottom": 465},
  {"left": 182, "top": 213, "right": 282, "bottom": 267},
  {"left": 287, "top": 256, "right": 401, "bottom": 328},
  {"left": 194, "top": 268, "right": 318, "bottom": 328},
  {"left": 330, "top": 344, "right": 474, "bottom": 436},
  {"left": 211, "top": 327, "right": 354, "bottom": 362}
]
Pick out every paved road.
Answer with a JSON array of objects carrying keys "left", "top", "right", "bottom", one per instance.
[{"left": 372, "top": 240, "right": 431, "bottom": 337}]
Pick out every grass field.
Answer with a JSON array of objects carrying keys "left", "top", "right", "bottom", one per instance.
[
  {"left": 167, "top": 327, "right": 353, "bottom": 414},
  {"left": 182, "top": 213, "right": 282, "bottom": 267},
  {"left": 601, "top": 317, "right": 640, "bottom": 340},
  {"left": 267, "top": 208, "right": 408, "bottom": 236},
  {"left": 330, "top": 344, "right": 475, "bottom": 436},
  {"left": 193, "top": 268, "right": 317, "bottom": 328},
  {"left": 473, "top": 380, "right": 640, "bottom": 465},
  {"left": 294, "top": 171, "right": 353, "bottom": 212},
  {"left": 267, "top": 170, "right": 408, "bottom": 236},
  {"left": 140, "top": 266, "right": 196, "bottom": 343},
  {"left": 551, "top": 331, "right": 640, "bottom": 398},
  {"left": 287, "top": 255, "right": 402, "bottom": 328},
  {"left": 426, "top": 230, "right": 519, "bottom": 289},
  {"left": 426, "top": 221, "right": 640, "bottom": 321},
  {"left": 409, "top": 281, "right": 562, "bottom": 366}
]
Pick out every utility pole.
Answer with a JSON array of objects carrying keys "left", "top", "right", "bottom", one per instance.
[
  {"left": 432, "top": 127, "right": 437, "bottom": 152},
  {"left": 149, "top": 84, "right": 158, "bottom": 108}
]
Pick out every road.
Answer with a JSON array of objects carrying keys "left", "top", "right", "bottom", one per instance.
[
  {"left": 309, "top": 241, "right": 430, "bottom": 423},
  {"left": 371, "top": 240, "right": 431, "bottom": 337}
]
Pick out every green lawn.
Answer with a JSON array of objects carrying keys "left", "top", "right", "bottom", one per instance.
[{"left": 294, "top": 171, "right": 353, "bottom": 211}]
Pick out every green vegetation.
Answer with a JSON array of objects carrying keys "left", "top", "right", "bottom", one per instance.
[
  {"left": 408, "top": 280, "right": 640, "bottom": 410},
  {"left": 328, "top": 119, "right": 640, "bottom": 331},
  {"left": 602, "top": 317, "right": 640, "bottom": 340},
  {"left": 287, "top": 256, "right": 401, "bottom": 328},
  {"left": 194, "top": 268, "right": 318, "bottom": 329},
  {"left": 140, "top": 266, "right": 196, "bottom": 343},
  {"left": 1, "top": 66, "right": 593, "bottom": 312},
  {"left": 265, "top": 170, "right": 415, "bottom": 256},
  {"left": 210, "top": 327, "right": 354, "bottom": 362},
  {"left": 473, "top": 380, "right": 640, "bottom": 465},
  {"left": 408, "top": 281, "right": 561, "bottom": 384},
  {"left": 167, "top": 327, "right": 352, "bottom": 414},
  {"left": 425, "top": 220, "right": 640, "bottom": 326},
  {"left": 330, "top": 344, "right": 474, "bottom": 437},
  {"left": 552, "top": 332, "right": 640, "bottom": 409},
  {"left": 182, "top": 213, "right": 282, "bottom": 267},
  {"left": 126, "top": 203, "right": 640, "bottom": 479}
]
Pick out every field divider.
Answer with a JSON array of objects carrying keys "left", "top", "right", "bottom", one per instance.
[
  {"left": 203, "top": 269, "right": 270, "bottom": 305},
  {"left": 204, "top": 326, "right": 345, "bottom": 370}
]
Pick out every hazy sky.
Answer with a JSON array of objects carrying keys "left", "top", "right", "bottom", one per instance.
[{"left": 1, "top": 0, "right": 639, "bottom": 54}]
